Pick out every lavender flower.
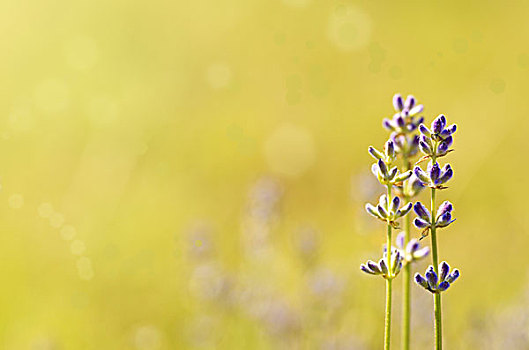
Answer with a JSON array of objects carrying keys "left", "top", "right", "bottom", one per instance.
[
  {"left": 366, "top": 194, "right": 413, "bottom": 228},
  {"left": 415, "top": 262, "right": 460, "bottom": 293},
  {"left": 413, "top": 201, "right": 456, "bottom": 231},
  {"left": 360, "top": 248, "right": 404, "bottom": 279},
  {"left": 383, "top": 94, "right": 424, "bottom": 135},
  {"left": 413, "top": 161, "right": 453, "bottom": 188},
  {"left": 418, "top": 114, "right": 457, "bottom": 158},
  {"left": 395, "top": 232, "right": 429, "bottom": 263}
]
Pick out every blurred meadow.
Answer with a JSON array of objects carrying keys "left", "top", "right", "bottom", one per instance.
[{"left": 0, "top": 0, "right": 528, "bottom": 348}]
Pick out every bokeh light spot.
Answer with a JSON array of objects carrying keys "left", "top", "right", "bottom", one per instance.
[
  {"left": 34, "top": 79, "right": 70, "bottom": 113},
  {"left": 86, "top": 96, "right": 120, "bottom": 126},
  {"left": 264, "top": 123, "right": 316, "bottom": 177},
  {"left": 71, "top": 240, "right": 86, "bottom": 255},
  {"left": 206, "top": 63, "right": 232, "bottom": 89},
  {"left": 8, "top": 194, "right": 24, "bottom": 209},
  {"left": 490, "top": 79, "right": 506, "bottom": 94},
  {"left": 38, "top": 203, "right": 54, "bottom": 218},
  {"left": 49, "top": 212, "right": 65, "bottom": 228},
  {"left": 65, "top": 36, "right": 99, "bottom": 70},
  {"left": 328, "top": 5, "right": 371, "bottom": 52},
  {"left": 133, "top": 325, "right": 162, "bottom": 350},
  {"left": 453, "top": 38, "right": 468, "bottom": 54},
  {"left": 60, "top": 225, "right": 77, "bottom": 241}
]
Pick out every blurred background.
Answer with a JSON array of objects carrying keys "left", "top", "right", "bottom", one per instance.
[{"left": 0, "top": 0, "right": 527, "bottom": 348}]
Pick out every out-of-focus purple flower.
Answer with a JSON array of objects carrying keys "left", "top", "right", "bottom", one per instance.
[
  {"left": 395, "top": 232, "right": 430, "bottom": 263},
  {"left": 383, "top": 94, "right": 425, "bottom": 136},
  {"left": 415, "top": 261, "right": 460, "bottom": 293}
]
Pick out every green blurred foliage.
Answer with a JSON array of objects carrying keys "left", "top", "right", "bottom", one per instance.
[{"left": 0, "top": 0, "right": 527, "bottom": 348}]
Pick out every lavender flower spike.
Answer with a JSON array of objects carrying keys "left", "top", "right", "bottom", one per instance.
[{"left": 415, "top": 262, "right": 461, "bottom": 293}]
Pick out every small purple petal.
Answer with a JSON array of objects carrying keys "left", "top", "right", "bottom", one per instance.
[
  {"left": 414, "top": 217, "right": 430, "bottom": 229},
  {"left": 431, "top": 115, "right": 446, "bottom": 134},
  {"left": 361, "top": 264, "right": 375, "bottom": 275},
  {"left": 437, "top": 281, "right": 450, "bottom": 292},
  {"left": 396, "top": 232, "right": 405, "bottom": 249},
  {"left": 419, "top": 124, "right": 431, "bottom": 137},
  {"left": 414, "top": 167, "right": 430, "bottom": 185},
  {"left": 414, "top": 202, "right": 431, "bottom": 221},
  {"left": 428, "top": 162, "right": 441, "bottom": 182},
  {"left": 404, "top": 95, "right": 416, "bottom": 110},
  {"left": 439, "top": 261, "right": 450, "bottom": 281},
  {"left": 415, "top": 273, "right": 429, "bottom": 289},
  {"left": 383, "top": 118, "right": 394, "bottom": 131},
  {"left": 437, "top": 201, "right": 453, "bottom": 218},
  {"left": 446, "top": 269, "right": 460, "bottom": 283},
  {"left": 393, "top": 94, "right": 404, "bottom": 111}
]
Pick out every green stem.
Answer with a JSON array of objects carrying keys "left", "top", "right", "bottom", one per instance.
[
  {"left": 402, "top": 207, "right": 411, "bottom": 350},
  {"left": 402, "top": 156, "right": 411, "bottom": 350},
  {"left": 384, "top": 184, "right": 393, "bottom": 350},
  {"left": 385, "top": 277, "right": 393, "bottom": 350},
  {"left": 430, "top": 186, "right": 442, "bottom": 349}
]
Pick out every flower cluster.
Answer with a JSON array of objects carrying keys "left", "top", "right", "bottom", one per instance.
[
  {"left": 414, "top": 201, "right": 456, "bottom": 230},
  {"left": 366, "top": 194, "right": 412, "bottom": 229},
  {"left": 395, "top": 232, "right": 429, "bottom": 263},
  {"left": 383, "top": 94, "right": 424, "bottom": 134},
  {"left": 414, "top": 161, "right": 453, "bottom": 189},
  {"left": 418, "top": 114, "right": 457, "bottom": 159},
  {"left": 415, "top": 262, "right": 460, "bottom": 293},
  {"left": 360, "top": 248, "right": 404, "bottom": 279},
  {"left": 368, "top": 140, "right": 412, "bottom": 186}
]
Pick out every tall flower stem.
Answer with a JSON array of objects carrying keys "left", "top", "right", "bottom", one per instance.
[
  {"left": 401, "top": 158, "right": 412, "bottom": 350},
  {"left": 430, "top": 186, "right": 442, "bottom": 349},
  {"left": 384, "top": 184, "right": 393, "bottom": 350},
  {"left": 401, "top": 201, "right": 411, "bottom": 349}
]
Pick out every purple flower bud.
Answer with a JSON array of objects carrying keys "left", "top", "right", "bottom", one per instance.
[
  {"left": 446, "top": 269, "right": 460, "bottom": 283},
  {"left": 414, "top": 217, "right": 430, "bottom": 229},
  {"left": 436, "top": 212, "right": 453, "bottom": 227},
  {"left": 385, "top": 140, "right": 395, "bottom": 159},
  {"left": 406, "top": 239, "right": 420, "bottom": 255},
  {"left": 414, "top": 166, "right": 430, "bottom": 185},
  {"left": 409, "top": 105, "right": 424, "bottom": 116},
  {"left": 361, "top": 264, "right": 376, "bottom": 274},
  {"left": 413, "top": 202, "right": 431, "bottom": 220},
  {"left": 390, "top": 196, "right": 400, "bottom": 214},
  {"left": 388, "top": 166, "right": 398, "bottom": 181},
  {"left": 367, "top": 260, "right": 381, "bottom": 274},
  {"left": 414, "top": 247, "right": 430, "bottom": 259},
  {"left": 419, "top": 124, "right": 431, "bottom": 137},
  {"left": 437, "top": 281, "right": 450, "bottom": 292},
  {"left": 368, "top": 146, "right": 383, "bottom": 160},
  {"left": 428, "top": 162, "right": 441, "bottom": 183},
  {"left": 383, "top": 118, "right": 394, "bottom": 131},
  {"left": 393, "top": 94, "right": 404, "bottom": 111},
  {"left": 437, "top": 201, "right": 453, "bottom": 218},
  {"left": 443, "top": 135, "right": 453, "bottom": 148},
  {"left": 379, "top": 258, "right": 388, "bottom": 275},
  {"left": 404, "top": 95, "right": 416, "bottom": 110},
  {"left": 399, "top": 202, "right": 413, "bottom": 216},
  {"left": 437, "top": 141, "right": 449, "bottom": 155},
  {"left": 378, "top": 159, "right": 389, "bottom": 178},
  {"left": 419, "top": 140, "right": 432, "bottom": 155},
  {"left": 415, "top": 273, "right": 429, "bottom": 289},
  {"left": 439, "top": 261, "right": 450, "bottom": 281},
  {"left": 431, "top": 115, "right": 446, "bottom": 134},
  {"left": 365, "top": 203, "right": 381, "bottom": 219},
  {"left": 425, "top": 267, "right": 438, "bottom": 289},
  {"left": 379, "top": 194, "right": 388, "bottom": 209},
  {"left": 447, "top": 124, "right": 457, "bottom": 134},
  {"left": 377, "top": 204, "right": 389, "bottom": 219},
  {"left": 396, "top": 232, "right": 405, "bottom": 249},
  {"left": 396, "top": 115, "right": 405, "bottom": 127},
  {"left": 437, "top": 165, "right": 453, "bottom": 185}
]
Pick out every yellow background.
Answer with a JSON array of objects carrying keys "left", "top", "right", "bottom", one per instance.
[{"left": 0, "top": 0, "right": 526, "bottom": 348}]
